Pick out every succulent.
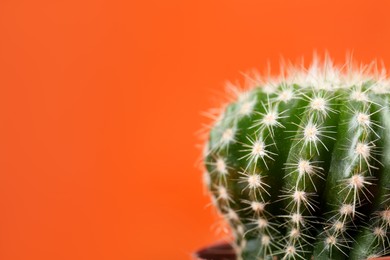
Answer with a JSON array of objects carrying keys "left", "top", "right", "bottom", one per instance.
[{"left": 203, "top": 57, "right": 390, "bottom": 260}]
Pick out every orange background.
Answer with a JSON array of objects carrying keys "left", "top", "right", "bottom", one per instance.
[{"left": 1, "top": 0, "right": 390, "bottom": 259}]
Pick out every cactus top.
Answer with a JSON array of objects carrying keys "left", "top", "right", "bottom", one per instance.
[{"left": 203, "top": 57, "right": 390, "bottom": 260}]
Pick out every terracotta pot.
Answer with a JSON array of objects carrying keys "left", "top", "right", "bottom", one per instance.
[
  {"left": 193, "top": 242, "right": 390, "bottom": 260},
  {"left": 193, "top": 242, "right": 235, "bottom": 260}
]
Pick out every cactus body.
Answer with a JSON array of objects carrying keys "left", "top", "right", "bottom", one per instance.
[{"left": 203, "top": 58, "right": 390, "bottom": 260}]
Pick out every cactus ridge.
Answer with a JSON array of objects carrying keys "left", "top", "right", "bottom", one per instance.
[{"left": 203, "top": 56, "right": 390, "bottom": 259}]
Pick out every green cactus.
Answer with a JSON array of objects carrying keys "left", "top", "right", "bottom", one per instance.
[{"left": 203, "top": 57, "right": 390, "bottom": 260}]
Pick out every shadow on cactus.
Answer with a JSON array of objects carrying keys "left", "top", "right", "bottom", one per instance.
[{"left": 202, "top": 55, "right": 390, "bottom": 260}]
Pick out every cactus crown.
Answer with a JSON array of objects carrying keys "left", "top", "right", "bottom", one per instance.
[{"left": 203, "top": 56, "right": 390, "bottom": 260}]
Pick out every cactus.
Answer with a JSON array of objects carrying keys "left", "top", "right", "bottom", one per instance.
[{"left": 203, "top": 56, "right": 390, "bottom": 260}]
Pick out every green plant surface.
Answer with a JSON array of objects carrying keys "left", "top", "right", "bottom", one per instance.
[{"left": 203, "top": 58, "right": 390, "bottom": 260}]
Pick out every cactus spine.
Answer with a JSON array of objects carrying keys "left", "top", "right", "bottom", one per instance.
[{"left": 203, "top": 57, "right": 390, "bottom": 259}]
